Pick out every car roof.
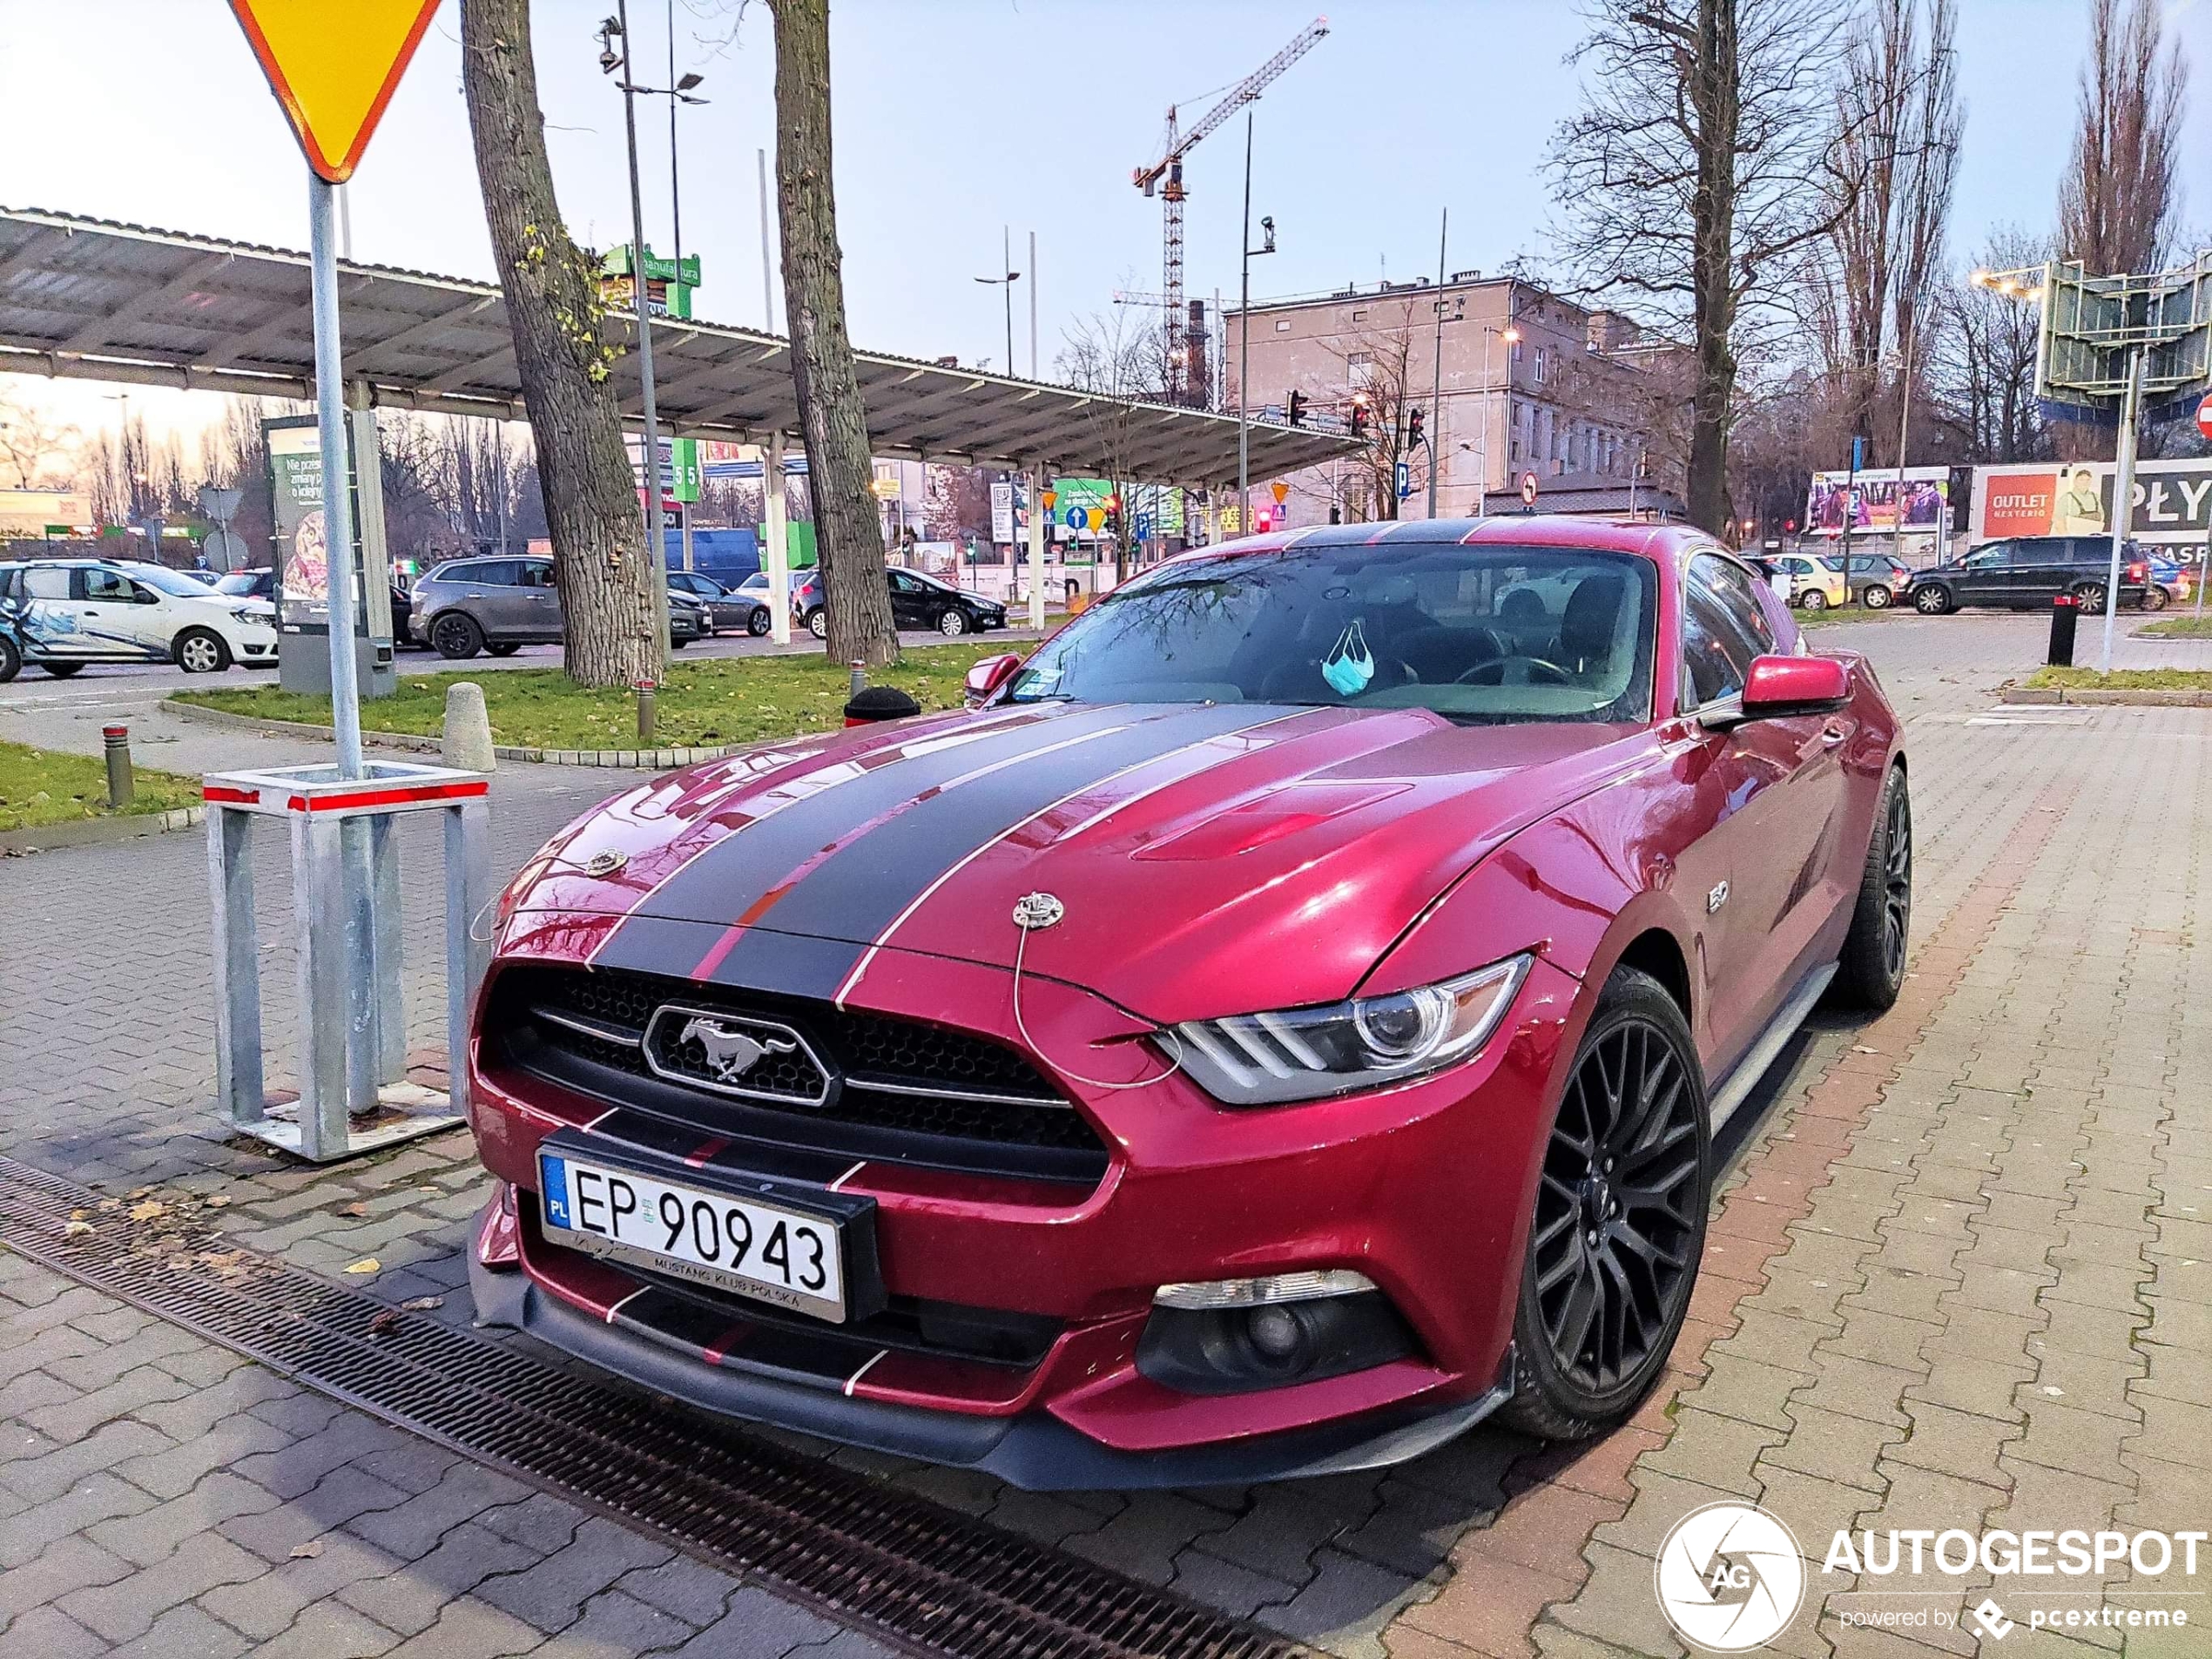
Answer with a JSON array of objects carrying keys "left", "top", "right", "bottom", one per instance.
[{"left": 1148, "top": 514, "right": 1720, "bottom": 579}]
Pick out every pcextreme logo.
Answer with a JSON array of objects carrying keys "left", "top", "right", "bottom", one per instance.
[{"left": 1654, "top": 1501, "right": 1805, "bottom": 1652}]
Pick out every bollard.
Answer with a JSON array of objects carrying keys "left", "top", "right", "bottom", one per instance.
[
  {"left": 102, "top": 725, "right": 133, "bottom": 809},
  {"left": 441, "top": 682, "right": 496, "bottom": 772},
  {"left": 848, "top": 659, "right": 866, "bottom": 699},
  {"left": 2048, "top": 594, "right": 2079, "bottom": 667},
  {"left": 634, "top": 678, "right": 657, "bottom": 747}
]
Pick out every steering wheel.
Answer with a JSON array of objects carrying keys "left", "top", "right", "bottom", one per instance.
[{"left": 1457, "top": 655, "right": 1572, "bottom": 688}]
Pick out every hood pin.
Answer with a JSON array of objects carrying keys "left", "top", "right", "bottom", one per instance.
[
  {"left": 1012, "top": 893, "right": 1065, "bottom": 931},
  {"left": 581, "top": 849, "right": 629, "bottom": 878}
]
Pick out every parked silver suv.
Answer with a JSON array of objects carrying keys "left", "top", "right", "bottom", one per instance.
[{"left": 409, "top": 556, "right": 706, "bottom": 658}]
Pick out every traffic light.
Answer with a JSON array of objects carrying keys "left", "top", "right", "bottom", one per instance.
[
  {"left": 1406, "top": 407, "right": 1426, "bottom": 448},
  {"left": 1349, "top": 395, "right": 1371, "bottom": 440},
  {"left": 1287, "top": 389, "right": 1307, "bottom": 428}
]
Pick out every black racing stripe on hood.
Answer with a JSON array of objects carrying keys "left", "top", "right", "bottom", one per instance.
[
  {"left": 604, "top": 701, "right": 1117, "bottom": 934},
  {"left": 583, "top": 916, "right": 862, "bottom": 1001},
  {"left": 705, "top": 703, "right": 1280, "bottom": 986}
]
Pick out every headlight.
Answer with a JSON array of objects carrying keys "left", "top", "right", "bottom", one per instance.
[
  {"left": 1170, "top": 954, "right": 1532, "bottom": 1106},
  {"left": 231, "top": 607, "right": 266, "bottom": 626}
]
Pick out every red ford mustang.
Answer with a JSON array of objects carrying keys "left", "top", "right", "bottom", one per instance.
[{"left": 466, "top": 517, "right": 1909, "bottom": 1487}]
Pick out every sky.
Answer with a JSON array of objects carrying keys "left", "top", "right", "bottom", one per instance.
[{"left": 1, "top": 0, "right": 2207, "bottom": 454}]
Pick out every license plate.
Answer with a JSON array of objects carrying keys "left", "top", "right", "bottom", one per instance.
[{"left": 539, "top": 1149, "right": 851, "bottom": 1321}]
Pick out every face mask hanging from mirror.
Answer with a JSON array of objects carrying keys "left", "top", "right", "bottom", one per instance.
[{"left": 1321, "top": 617, "right": 1375, "bottom": 698}]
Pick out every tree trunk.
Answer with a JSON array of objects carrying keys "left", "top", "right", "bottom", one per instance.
[
  {"left": 460, "top": 0, "right": 658, "bottom": 688},
  {"left": 768, "top": 0, "right": 900, "bottom": 668},
  {"left": 1685, "top": 0, "right": 1741, "bottom": 536}
]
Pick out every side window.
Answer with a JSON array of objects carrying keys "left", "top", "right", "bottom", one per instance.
[
  {"left": 79, "top": 567, "right": 138, "bottom": 603},
  {"left": 24, "top": 566, "right": 71, "bottom": 600},
  {"left": 519, "top": 561, "right": 556, "bottom": 588},
  {"left": 887, "top": 571, "right": 921, "bottom": 593},
  {"left": 1691, "top": 554, "right": 1777, "bottom": 656},
  {"left": 1681, "top": 586, "right": 1750, "bottom": 707},
  {"left": 474, "top": 560, "right": 519, "bottom": 587}
]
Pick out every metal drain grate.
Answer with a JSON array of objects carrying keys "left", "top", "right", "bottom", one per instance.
[{"left": 0, "top": 1157, "right": 1296, "bottom": 1659}]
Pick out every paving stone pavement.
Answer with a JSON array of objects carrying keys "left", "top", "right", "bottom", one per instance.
[{"left": 4, "top": 613, "right": 2206, "bottom": 1658}]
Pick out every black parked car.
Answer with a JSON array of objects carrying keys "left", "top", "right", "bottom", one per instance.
[
  {"left": 215, "top": 568, "right": 428, "bottom": 646},
  {"left": 794, "top": 567, "right": 1008, "bottom": 639},
  {"left": 1906, "top": 536, "right": 2155, "bottom": 615}
]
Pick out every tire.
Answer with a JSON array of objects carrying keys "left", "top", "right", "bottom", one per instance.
[
  {"left": 1499, "top": 966, "right": 1711, "bottom": 1440},
  {"left": 431, "top": 612, "right": 484, "bottom": 659},
  {"left": 1862, "top": 583, "right": 1892, "bottom": 610},
  {"left": 806, "top": 608, "right": 827, "bottom": 640},
  {"left": 1830, "top": 765, "right": 1912, "bottom": 1012},
  {"left": 40, "top": 662, "right": 84, "bottom": 678},
  {"left": 935, "top": 606, "right": 968, "bottom": 637},
  {"left": 1912, "top": 583, "right": 1952, "bottom": 616},
  {"left": 485, "top": 642, "right": 522, "bottom": 658},
  {"left": 2072, "top": 582, "right": 2107, "bottom": 612},
  {"left": 2141, "top": 585, "right": 2169, "bottom": 611},
  {"left": 747, "top": 606, "right": 771, "bottom": 637},
  {"left": 1798, "top": 589, "right": 1827, "bottom": 612},
  {"left": 0, "top": 634, "right": 19, "bottom": 683},
  {"left": 670, "top": 635, "right": 691, "bottom": 651},
  {"left": 172, "top": 628, "right": 230, "bottom": 674}
]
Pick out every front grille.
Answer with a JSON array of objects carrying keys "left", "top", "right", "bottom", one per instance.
[{"left": 490, "top": 964, "right": 1109, "bottom": 1184}]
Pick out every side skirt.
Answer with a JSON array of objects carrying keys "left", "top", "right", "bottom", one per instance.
[{"left": 1707, "top": 961, "right": 1837, "bottom": 1136}]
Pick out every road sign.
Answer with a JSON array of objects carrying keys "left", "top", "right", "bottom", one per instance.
[
  {"left": 1520, "top": 471, "right": 1540, "bottom": 508},
  {"left": 228, "top": 1, "right": 444, "bottom": 184},
  {"left": 1395, "top": 459, "right": 1412, "bottom": 501},
  {"left": 2197, "top": 393, "right": 2212, "bottom": 443},
  {"left": 1271, "top": 481, "right": 1290, "bottom": 506}
]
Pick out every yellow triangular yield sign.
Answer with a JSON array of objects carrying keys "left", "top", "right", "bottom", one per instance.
[{"left": 228, "top": 0, "right": 444, "bottom": 184}]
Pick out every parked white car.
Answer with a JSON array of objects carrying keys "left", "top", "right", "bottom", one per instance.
[{"left": 0, "top": 558, "right": 278, "bottom": 678}]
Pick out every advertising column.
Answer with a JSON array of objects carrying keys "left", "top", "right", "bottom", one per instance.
[{"left": 268, "top": 414, "right": 396, "bottom": 698}]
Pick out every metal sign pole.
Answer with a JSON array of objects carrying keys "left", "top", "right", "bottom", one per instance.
[
  {"left": 308, "top": 176, "right": 364, "bottom": 780},
  {"left": 2101, "top": 346, "right": 2145, "bottom": 675}
]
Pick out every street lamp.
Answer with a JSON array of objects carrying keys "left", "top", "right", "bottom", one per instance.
[
  {"left": 973, "top": 226, "right": 1021, "bottom": 377},
  {"left": 1237, "top": 112, "right": 1277, "bottom": 536},
  {"left": 1474, "top": 324, "right": 1519, "bottom": 516},
  {"left": 597, "top": 3, "right": 698, "bottom": 655}
]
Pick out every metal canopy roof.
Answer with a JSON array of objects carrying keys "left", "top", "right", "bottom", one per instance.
[{"left": 0, "top": 207, "right": 1352, "bottom": 488}]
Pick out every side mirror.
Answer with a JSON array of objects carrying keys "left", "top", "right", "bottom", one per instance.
[
  {"left": 1733, "top": 653, "right": 1850, "bottom": 722},
  {"left": 964, "top": 651, "right": 1024, "bottom": 703}
]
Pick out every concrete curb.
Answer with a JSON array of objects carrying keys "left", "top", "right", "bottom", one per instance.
[
  {"left": 0, "top": 805, "right": 203, "bottom": 855},
  {"left": 2000, "top": 686, "right": 2212, "bottom": 706},
  {"left": 165, "top": 697, "right": 747, "bottom": 770}
]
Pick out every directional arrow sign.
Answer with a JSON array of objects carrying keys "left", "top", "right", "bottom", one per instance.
[{"left": 228, "top": 0, "right": 444, "bottom": 183}]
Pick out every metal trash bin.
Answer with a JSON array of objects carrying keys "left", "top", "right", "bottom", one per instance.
[{"left": 203, "top": 759, "right": 490, "bottom": 1163}]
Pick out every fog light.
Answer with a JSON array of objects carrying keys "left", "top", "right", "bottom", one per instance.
[{"left": 1247, "top": 1304, "right": 1307, "bottom": 1364}]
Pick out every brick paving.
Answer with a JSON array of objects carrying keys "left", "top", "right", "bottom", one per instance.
[{"left": 3, "top": 612, "right": 2206, "bottom": 1657}]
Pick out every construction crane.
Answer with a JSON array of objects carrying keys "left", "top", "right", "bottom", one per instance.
[{"left": 1132, "top": 17, "right": 1328, "bottom": 405}]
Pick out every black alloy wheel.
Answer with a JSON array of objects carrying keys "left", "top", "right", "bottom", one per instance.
[
  {"left": 0, "top": 633, "right": 19, "bottom": 683},
  {"left": 747, "top": 605, "right": 771, "bottom": 637},
  {"left": 1503, "top": 968, "right": 1709, "bottom": 1439},
  {"left": 432, "top": 612, "right": 484, "bottom": 659}
]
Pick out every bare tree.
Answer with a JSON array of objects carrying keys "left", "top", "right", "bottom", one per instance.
[
  {"left": 1548, "top": 0, "right": 1859, "bottom": 533},
  {"left": 0, "top": 386, "right": 81, "bottom": 489},
  {"left": 2059, "top": 0, "right": 2189, "bottom": 276},
  {"left": 767, "top": 0, "right": 900, "bottom": 666},
  {"left": 1056, "top": 306, "right": 1170, "bottom": 574},
  {"left": 1802, "top": 0, "right": 1962, "bottom": 462},
  {"left": 460, "top": 0, "right": 660, "bottom": 688},
  {"left": 1932, "top": 225, "right": 2052, "bottom": 462}
]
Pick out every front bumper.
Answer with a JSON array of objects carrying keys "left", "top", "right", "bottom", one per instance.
[{"left": 466, "top": 928, "right": 1581, "bottom": 1486}]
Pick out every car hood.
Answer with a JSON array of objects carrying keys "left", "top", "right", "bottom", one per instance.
[{"left": 513, "top": 700, "right": 1655, "bottom": 1023}]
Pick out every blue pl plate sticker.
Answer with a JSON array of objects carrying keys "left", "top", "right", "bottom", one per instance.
[{"left": 540, "top": 1156, "right": 571, "bottom": 1229}]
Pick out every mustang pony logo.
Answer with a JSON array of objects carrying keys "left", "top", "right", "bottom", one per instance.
[{"left": 677, "top": 1016, "right": 797, "bottom": 1082}]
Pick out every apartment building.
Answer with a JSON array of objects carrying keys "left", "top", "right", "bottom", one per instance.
[{"left": 1223, "top": 273, "right": 1654, "bottom": 526}]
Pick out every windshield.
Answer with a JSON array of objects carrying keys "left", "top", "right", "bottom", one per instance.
[
  {"left": 1005, "top": 542, "right": 1656, "bottom": 725},
  {"left": 214, "top": 572, "right": 261, "bottom": 596}
]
